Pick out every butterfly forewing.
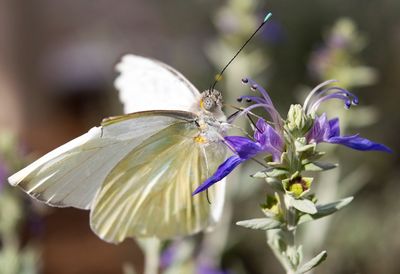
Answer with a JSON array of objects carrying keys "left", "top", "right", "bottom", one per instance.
[
  {"left": 90, "top": 119, "right": 226, "bottom": 243},
  {"left": 8, "top": 112, "right": 189, "bottom": 210}
]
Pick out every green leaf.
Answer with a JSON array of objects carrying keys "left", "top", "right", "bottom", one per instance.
[
  {"left": 251, "top": 171, "right": 267, "bottom": 178},
  {"left": 299, "top": 197, "right": 353, "bottom": 224},
  {"left": 251, "top": 168, "right": 288, "bottom": 178},
  {"left": 301, "top": 151, "right": 326, "bottom": 165},
  {"left": 296, "top": 143, "right": 316, "bottom": 153},
  {"left": 266, "top": 168, "right": 289, "bottom": 177},
  {"left": 236, "top": 218, "right": 281, "bottom": 231},
  {"left": 296, "top": 250, "right": 327, "bottom": 274},
  {"left": 290, "top": 198, "right": 317, "bottom": 214},
  {"left": 304, "top": 162, "right": 338, "bottom": 172}
]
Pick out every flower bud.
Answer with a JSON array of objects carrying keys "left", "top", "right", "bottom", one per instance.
[{"left": 285, "top": 104, "right": 313, "bottom": 138}]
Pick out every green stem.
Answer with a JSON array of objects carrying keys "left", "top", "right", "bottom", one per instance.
[{"left": 267, "top": 193, "right": 299, "bottom": 274}]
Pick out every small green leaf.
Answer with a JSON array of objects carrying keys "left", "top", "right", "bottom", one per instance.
[
  {"left": 236, "top": 218, "right": 281, "bottom": 231},
  {"left": 299, "top": 197, "right": 354, "bottom": 224},
  {"left": 266, "top": 168, "right": 289, "bottom": 177},
  {"left": 301, "top": 151, "right": 326, "bottom": 164},
  {"left": 304, "top": 162, "right": 338, "bottom": 172},
  {"left": 251, "top": 171, "right": 267, "bottom": 178},
  {"left": 290, "top": 198, "right": 317, "bottom": 214},
  {"left": 296, "top": 143, "right": 316, "bottom": 153},
  {"left": 296, "top": 250, "right": 327, "bottom": 274}
]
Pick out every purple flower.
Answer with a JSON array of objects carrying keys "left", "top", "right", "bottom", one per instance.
[
  {"left": 193, "top": 119, "right": 283, "bottom": 195},
  {"left": 304, "top": 80, "right": 391, "bottom": 153},
  {"left": 307, "top": 113, "right": 392, "bottom": 152},
  {"left": 194, "top": 78, "right": 391, "bottom": 196}
]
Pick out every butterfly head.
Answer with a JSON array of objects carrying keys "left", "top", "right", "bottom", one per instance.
[{"left": 200, "top": 89, "right": 223, "bottom": 113}]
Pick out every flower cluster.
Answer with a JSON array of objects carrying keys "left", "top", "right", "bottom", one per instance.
[{"left": 194, "top": 78, "right": 391, "bottom": 195}]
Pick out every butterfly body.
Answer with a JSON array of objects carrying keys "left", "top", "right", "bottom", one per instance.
[{"left": 9, "top": 55, "right": 228, "bottom": 243}]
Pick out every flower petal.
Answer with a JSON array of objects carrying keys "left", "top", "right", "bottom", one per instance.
[
  {"left": 192, "top": 156, "right": 243, "bottom": 195},
  {"left": 328, "top": 117, "right": 340, "bottom": 138},
  {"left": 254, "top": 120, "right": 284, "bottom": 161},
  {"left": 225, "top": 136, "right": 262, "bottom": 159},
  {"left": 307, "top": 113, "right": 329, "bottom": 142},
  {"left": 328, "top": 135, "right": 392, "bottom": 152}
]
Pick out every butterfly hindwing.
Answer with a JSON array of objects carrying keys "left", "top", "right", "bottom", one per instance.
[{"left": 90, "top": 118, "right": 226, "bottom": 243}]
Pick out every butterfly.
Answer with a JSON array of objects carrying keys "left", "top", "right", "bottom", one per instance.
[{"left": 8, "top": 55, "right": 228, "bottom": 243}]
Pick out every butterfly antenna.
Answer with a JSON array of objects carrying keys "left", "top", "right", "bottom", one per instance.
[{"left": 209, "top": 12, "right": 272, "bottom": 91}]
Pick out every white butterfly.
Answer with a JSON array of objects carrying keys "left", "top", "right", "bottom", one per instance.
[{"left": 8, "top": 54, "right": 228, "bottom": 243}]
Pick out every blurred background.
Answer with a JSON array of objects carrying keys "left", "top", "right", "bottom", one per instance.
[{"left": 0, "top": 0, "right": 398, "bottom": 273}]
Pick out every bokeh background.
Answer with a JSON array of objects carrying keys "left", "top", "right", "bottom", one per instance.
[{"left": 0, "top": 0, "right": 398, "bottom": 273}]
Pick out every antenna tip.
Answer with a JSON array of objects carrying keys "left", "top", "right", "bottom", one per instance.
[{"left": 263, "top": 12, "right": 272, "bottom": 23}]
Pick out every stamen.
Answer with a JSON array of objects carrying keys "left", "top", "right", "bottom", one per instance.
[
  {"left": 309, "top": 93, "right": 354, "bottom": 114},
  {"left": 235, "top": 103, "right": 278, "bottom": 122},
  {"left": 237, "top": 97, "right": 243, "bottom": 102},
  {"left": 316, "top": 86, "right": 358, "bottom": 102},
  {"left": 245, "top": 78, "right": 274, "bottom": 105},
  {"left": 237, "top": 95, "right": 266, "bottom": 104},
  {"left": 237, "top": 77, "right": 282, "bottom": 128},
  {"left": 306, "top": 86, "right": 359, "bottom": 114},
  {"left": 303, "top": 79, "right": 338, "bottom": 112}
]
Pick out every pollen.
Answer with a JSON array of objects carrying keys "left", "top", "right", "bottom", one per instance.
[
  {"left": 194, "top": 135, "right": 208, "bottom": 144},
  {"left": 289, "top": 183, "right": 304, "bottom": 197},
  {"left": 200, "top": 99, "right": 204, "bottom": 109}
]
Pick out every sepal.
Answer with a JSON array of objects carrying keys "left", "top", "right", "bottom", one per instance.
[
  {"left": 286, "top": 195, "right": 317, "bottom": 214},
  {"left": 236, "top": 218, "right": 282, "bottom": 231},
  {"left": 295, "top": 250, "right": 327, "bottom": 274}
]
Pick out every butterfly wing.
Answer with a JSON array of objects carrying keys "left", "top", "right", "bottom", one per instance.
[
  {"left": 90, "top": 115, "right": 226, "bottom": 243},
  {"left": 115, "top": 54, "right": 200, "bottom": 113},
  {"left": 8, "top": 111, "right": 195, "bottom": 210}
]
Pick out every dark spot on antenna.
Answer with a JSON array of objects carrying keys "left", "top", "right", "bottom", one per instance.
[
  {"left": 246, "top": 98, "right": 252, "bottom": 103},
  {"left": 251, "top": 84, "right": 258, "bottom": 91},
  {"left": 241, "top": 78, "right": 249, "bottom": 84},
  {"left": 237, "top": 97, "right": 243, "bottom": 102}
]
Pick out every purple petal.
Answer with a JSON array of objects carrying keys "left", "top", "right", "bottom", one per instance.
[
  {"left": 307, "top": 113, "right": 330, "bottom": 142},
  {"left": 254, "top": 119, "right": 284, "bottom": 161},
  {"left": 328, "top": 117, "right": 340, "bottom": 138},
  {"left": 328, "top": 135, "right": 392, "bottom": 153},
  {"left": 225, "top": 136, "right": 262, "bottom": 159},
  {"left": 192, "top": 156, "right": 243, "bottom": 195}
]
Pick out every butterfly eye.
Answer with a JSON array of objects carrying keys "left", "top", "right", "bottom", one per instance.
[{"left": 203, "top": 97, "right": 215, "bottom": 111}]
